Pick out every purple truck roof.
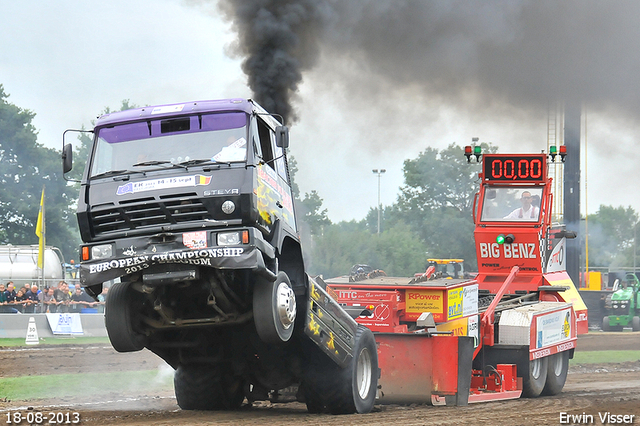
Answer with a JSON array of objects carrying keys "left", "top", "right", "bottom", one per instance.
[{"left": 94, "top": 99, "right": 255, "bottom": 128}]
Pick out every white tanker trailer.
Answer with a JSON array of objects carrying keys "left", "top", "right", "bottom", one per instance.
[{"left": 0, "top": 245, "right": 65, "bottom": 288}]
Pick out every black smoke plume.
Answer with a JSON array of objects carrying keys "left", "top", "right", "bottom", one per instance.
[{"left": 217, "top": 0, "right": 330, "bottom": 124}]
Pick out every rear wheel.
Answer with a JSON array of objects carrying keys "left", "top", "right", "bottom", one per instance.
[
  {"left": 174, "top": 363, "right": 244, "bottom": 410},
  {"left": 520, "top": 356, "right": 548, "bottom": 397},
  {"left": 105, "top": 281, "right": 146, "bottom": 352},
  {"left": 253, "top": 271, "right": 296, "bottom": 344},
  {"left": 328, "top": 325, "right": 378, "bottom": 414},
  {"left": 542, "top": 351, "right": 569, "bottom": 395}
]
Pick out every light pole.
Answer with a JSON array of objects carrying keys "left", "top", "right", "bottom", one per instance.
[{"left": 372, "top": 169, "right": 386, "bottom": 234}]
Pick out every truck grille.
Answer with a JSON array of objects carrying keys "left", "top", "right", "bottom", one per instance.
[{"left": 90, "top": 194, "right": 210, "bottom": 237}]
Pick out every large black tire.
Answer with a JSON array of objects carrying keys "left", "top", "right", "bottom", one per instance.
[
  {"left": 105, "top": 281, "right": 146, "bottom": 352},
  {"left": 253, "top": 271, "right": 296, "bottom": 344},
  {"left": 602, "top": 316, "right": 612, "bottom": 331},
  {"left": 174, "top": 363, "right": 244, "bottom": 410},
  {"left": 300, "top": 325, "right": 378, "bottom": 414},
  {"left": 520, "top": 356, "right": 548, "bottom": 398},
  {"left": 632, "top": 316, "right": 640, "bottom": 332},
  {"left": 542, "top": 351, "right": 570, "bottom": 395},
  {"left": 327, "top": 325, "right": 378, "bottom": 414}
]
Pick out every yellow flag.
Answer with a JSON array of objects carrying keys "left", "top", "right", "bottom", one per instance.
[{"left": 36, "top": 187, "right": 45, "bottom": 269}]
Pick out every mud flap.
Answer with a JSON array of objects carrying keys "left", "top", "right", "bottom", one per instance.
[{"left": 303, "top": 275, "right": 358, "bottom": 368}]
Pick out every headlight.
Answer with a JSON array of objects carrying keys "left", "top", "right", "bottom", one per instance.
[
  {"left": 91, "top": 244, "right": 113, "bottom": 259},
  {"left": 217, "top": 230, "right": 249, "bottom": 246},
  {"left": 218, "top": 231, "right": 241, "bottom": 246},
  {"left": 221, "top": 200, "right": 236, "bottom": 214}
]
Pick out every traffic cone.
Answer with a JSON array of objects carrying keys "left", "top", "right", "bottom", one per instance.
[{"left": 25, "top": 317, "right": 39, "bottom": 345}]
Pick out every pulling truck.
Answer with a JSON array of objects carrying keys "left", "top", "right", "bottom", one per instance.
[
  {"left": 325, "top": 148, "right": 588, "bottom": 404},
  {"left": 61, "top": 99, "right": 378, "bottom": 414}
]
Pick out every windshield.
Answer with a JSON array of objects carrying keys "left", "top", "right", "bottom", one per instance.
[
  {"left": 90, "top": 112, "right": 248, "bottom": 177},
  {"left": 480, "top": 186, "right": 543, "bottom": 222}
]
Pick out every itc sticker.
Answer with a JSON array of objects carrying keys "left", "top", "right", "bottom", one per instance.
[{"left": 183, "top": 231, "right": 207, "bottom": 249}]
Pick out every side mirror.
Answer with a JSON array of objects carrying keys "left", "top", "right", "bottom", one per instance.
[
  {"left": 275, "top": 125, "right": 289, "bottom": 149},
  {"left": 62, "top": 143, "right": 73, "bottom": 174}
]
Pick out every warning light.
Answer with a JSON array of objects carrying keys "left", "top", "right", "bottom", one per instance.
[
  {"left": 464, "top": 145, "right": 473, "bottom": 162},
  {"left": 464, "top": 144, "right": 482, "bottom": 163},
  {"left": 549, "top": 145, "right": 557, "bottom": 162},
  {"left": 367, "top": 304, "right": 375, "bottom": 311},
  {"left": 496, "top": 234, "right": 515, "bottom": 244},
  {"left": 559, "top": 145, "right": 567, "bottom": 162}
]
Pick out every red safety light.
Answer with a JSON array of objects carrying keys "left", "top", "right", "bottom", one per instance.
[
  {"left": 464, "top": 145, "right": 473, "bottom": 162},
  {"left": 559, "top": 145, "right": 567, "bottom": 162}
]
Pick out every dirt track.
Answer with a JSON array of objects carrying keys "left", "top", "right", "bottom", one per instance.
[{"left": 0, "top": 332, "right": 639, "bottom": 425}]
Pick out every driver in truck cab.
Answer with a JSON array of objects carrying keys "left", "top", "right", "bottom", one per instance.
[{"left": 504, "top": 191, "right": 540, "bottom": 220}]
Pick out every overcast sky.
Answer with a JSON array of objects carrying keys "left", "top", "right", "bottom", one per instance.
[{"left": 2, "top": 0, "right": 639, "bottom": 223}]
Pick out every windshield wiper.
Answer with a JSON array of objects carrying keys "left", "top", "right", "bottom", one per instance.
[
  {"left": 131, "top": 160, "right": 189, "bottom": 170},
  {"left": 91, "top": 169, "right": 145, "bottom": 179},
  {"left": 178, "top": 158, "right": 217, "bottom": 167},
  {"left": 132, "top": 160, "right": 172, "bottom": 167}
]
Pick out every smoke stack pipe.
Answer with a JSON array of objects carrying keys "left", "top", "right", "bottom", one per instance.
[{"left": 563, "top": 102, "right": 581, "bottom": 286}]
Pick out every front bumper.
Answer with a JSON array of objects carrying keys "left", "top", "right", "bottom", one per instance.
[{"left": 79, "top": 227, "right": 275, "bottom": 286}]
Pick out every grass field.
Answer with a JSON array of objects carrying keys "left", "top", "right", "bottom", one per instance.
[
  {"left": 0, "top": 369, "right": 174, "bottom": 400},
  {"left": 570, "top": 350, "right": 640, "bottom": 365},
  {"left": 0, "top": 336, "right": 110, "bottom": 347}
]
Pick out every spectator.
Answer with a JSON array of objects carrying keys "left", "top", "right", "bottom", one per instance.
[
  {"left": 25, "top": 284, "right": 40, "bottom": 313},
  {"left": 6, "top": 282, "right": 16, "bottom": 299},
  {"left": 0, "top": 283, "right": 9, "bottom": 313},
  {"left": 70, "top": 287, "right": 97, "bottom": 313},
  {"left": 4, "top": 283, "right": 17, "bottom": 313},
  {"left": 14, "top": 288, "right": 28, "bottom": 313},
  {"left": 97, "top": 286, "right": 109, "bottom": 313},
  {"left": 54, "top": 281, "right": 71, "bottom": 313},
  {"left": 43, "top": 287, "right": 58, "bottom": 313}
]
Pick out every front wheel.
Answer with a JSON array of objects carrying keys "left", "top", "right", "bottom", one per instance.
[
  {"left": 602, "top": 316, "right": 611, "bottom": 331},
  {"left": 253, "top": 271, "right": 296, "bottom": 344},
  {"left": 105, "top": 281, "right": 146, "bottom": 352},
  {"left": 542, "top": 351, "right": 569, "bottom": 395},
  {"left": 632, "top": 316, "right": 640, "bottom": 332}
]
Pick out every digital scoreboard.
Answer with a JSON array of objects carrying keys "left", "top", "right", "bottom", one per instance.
[{"left": 482, "top": 154, "right": 547, "bottom": 183}]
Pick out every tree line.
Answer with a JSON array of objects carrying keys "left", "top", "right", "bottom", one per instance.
[{"left": 0, "top": 85, "right": 635, "bottom": 275}]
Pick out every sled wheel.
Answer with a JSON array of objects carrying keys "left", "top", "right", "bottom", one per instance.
[
  {"left": 105, "top": 281, "right": 146, "bottom": 352},
  {"left": 328, "top": 325, "right": 378, "bottom": 414},
  {"left": 520, "top": 356, "right": 548, "bottom": 397},
  {"left": 632, "top": 316, "right": 640, "bottom": 332},
  {"left": 174, "top": 363, "right": 244, "bottom": 410},
  {"left": 602, "top": 316, "right": 612, "bottom": 331},
  {"left": 542, "top": 351, "right": 569, "bottom": 395},
  {"left": 253, "top": 271, "right": 296, "bottom": 344}
]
